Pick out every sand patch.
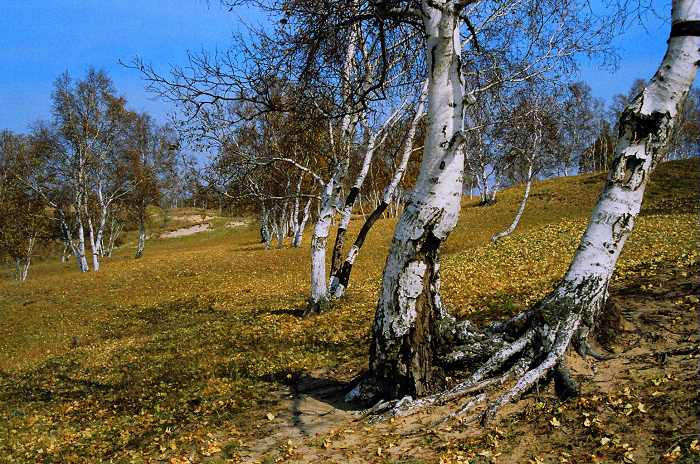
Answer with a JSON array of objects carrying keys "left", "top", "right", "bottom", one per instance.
[{"left": 160, "top": 223, "right": 211, "bottom": 238}]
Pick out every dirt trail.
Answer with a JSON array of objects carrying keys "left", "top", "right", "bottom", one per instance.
[{"left": 239, "top": 263, "right": 699, "bottom": 463}]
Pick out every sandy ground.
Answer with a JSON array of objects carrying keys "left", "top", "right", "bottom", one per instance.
[
  {"left": 236, "top": 263, "right": 699, "bottom": 463},
  {"left": 160, "top": 223, "right": 211, "bottom": 238},
  {"left": 226, "top": 220, "right": 249, "bottom": 228}
]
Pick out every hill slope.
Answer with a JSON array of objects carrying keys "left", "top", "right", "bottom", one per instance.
[{"left": 0, "top": 159, "right": 698, "bottom": 463}]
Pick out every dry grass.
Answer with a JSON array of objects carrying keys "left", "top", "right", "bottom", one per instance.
[{"left": 0, "top": 159, "right": 697, "bottom": 463}]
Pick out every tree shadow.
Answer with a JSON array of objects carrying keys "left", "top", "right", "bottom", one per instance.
[{"left": 260, "top": 370, "right": 361, "bottom": 413}]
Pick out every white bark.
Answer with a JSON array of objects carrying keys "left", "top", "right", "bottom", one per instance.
[
  {"left": 306, "top": 21, "right": 359, "bottom": 313},
  {"left": 86, "top": 212, "right": 100, "bottom": 272},
  {"left": 105, "top": 218, "right": 123, "bottom": 257},
  {"left": 135, "top": 218, "right": 146, "bottom": 259},
  {"left": 329, "top": 104, "right": 405, "bottom": 290},
  {"left": 308, "top": 159, "right": 349, "bottom": 311},
  {"left": 366, "top": 1, "right": 466, "bottom": 398},
  {"left": 15, "top": 234, "right": 35, "bottom": 281},
  {"left": 331, "top": 82, "right": 428, "bottom": 298},
  {"left": 75, "top": 214, "right": 89, "bottom": 272},
  {"left": 550, "top": 1, "right": 699, "bottom": 341},
  {"left": 293, "top": 197, "right": 313, "bottom": 247},
  {"left": 491, "top": 159, "right": 534, "bottom": 243}
]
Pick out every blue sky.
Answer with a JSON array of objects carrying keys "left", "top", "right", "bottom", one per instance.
[{"left": 0, "top": 1, "right": 671, "bottom": 134}]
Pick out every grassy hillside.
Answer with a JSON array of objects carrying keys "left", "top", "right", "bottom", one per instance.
[{"left": 0, "top": 159, "right": 697, "bottom": 463}]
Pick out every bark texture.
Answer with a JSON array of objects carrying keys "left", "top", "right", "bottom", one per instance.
[
  {"left": 358, "top": 1, "right": 466, "bottom": 400},
  {"left": 135, "top": 218, "right": 146, "bottom": 259}
]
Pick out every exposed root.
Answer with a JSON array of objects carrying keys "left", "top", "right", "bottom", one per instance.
[
  {"left": 368, "top": 330, "right": 534, "bottom": 422},
  {"left": 553, "top": 361, "right": 580, "bottom": 401},
  {"left": 480, "top": 313, "right": 579, "bottom": 425},
  {"left": 489, "top": 308, "right": 534, "bottom": 334},
  {"left": 458, "top": 329, "right": 533, "bottom": 387},
  {"left": 435, "top": 352, "right": 533, "bottom": 426},
  {"left": 434, "top": 393, "right": 487, "bottom": 427},
  {"left": 575, "top": 330, "right": 614, "bottom": 360}
]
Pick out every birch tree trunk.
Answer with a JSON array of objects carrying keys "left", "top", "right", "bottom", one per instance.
[
  {"left": 331, "top": 84, "right": 428, "bottom": 298},
  {"left": 306, "top": 22, "right": 358, "bottom": 314},
  {"left": 358, "top": 1, "right": 466, "bottom": 399},
  {"left": 75, "top": 211, "right": 89, "bottom": 272},
  {"left": 259, "top": 202, "right": 271, "bottom": 248},
  {"left": 95, "top": 203, "right": 108, "bottom": 258},
  {"left": 328, "top": 105, "right": 404, "bottom": 289},
  {"left": 293, "top": 197, "right": 313, "bottom": 247},
  {"left": 86, "top": 213, "right": 100, "bottom": 272},
  {"left": 307, "top": 158, "right": 350, "bottom": 313},
  {"left": 14, "top": 234, "right": 36, "bottom": 281},
  {"left": 530, "top": 1, "right": 700, "bottom": 361},
  {"left": 291, "top": 175, "right": 303, "bottom": 240},
  {"left": 135, "top": 215, "right": 146, "bottom": 259},
  {"left": 491, "top": 160, "right": 534, "bottom": 243},
  {"left": 356, "top": 0, "right": 698, "bottom": 420}
]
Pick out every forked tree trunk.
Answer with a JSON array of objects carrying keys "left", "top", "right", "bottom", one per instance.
[
  {"left": 308, "top": 158, "right": 350, "bottom": 313},
  {"left": 331, "top": 84, "right": 428, "bottom": 298},
  {"left": 329, "top": 131, "right": 381, "bottom": 284},
  {"left": 491, "top": 161, "right": 534, "bottom": 243},
  {"left": 355, "top": 2, "right": 466, "bottom": 400},
  {"left": 328, "top": 106, "right": 404, "bottom": 290},
  {"left": 306, "top": 19, "right": 359, "bottom": 314}
]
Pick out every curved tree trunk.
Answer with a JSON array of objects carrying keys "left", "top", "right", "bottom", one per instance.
[
  {"left": 331, "top": 83, "right": 428, "bottom": 298},
  {"left": 328, "top": 105, "right": 404, "bottom": 291},
  {"left": 329, "top": 133, "right": 380, "bottom": 284},
  {"left": 353, "top": 2, "right": 466, "bottom": 401},
  {"left": 481, "top": 21, "right": 698, "bottom": 418},
  {"left": 306, "top": 19, "right": 359, "bottom": 314},
  {"left": 491, "top": 161, "right": 534, "bottom": 243}
]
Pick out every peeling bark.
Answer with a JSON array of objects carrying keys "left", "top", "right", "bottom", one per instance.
[{"left": 358, "top": 1, "right": 466, "bottom": 400}]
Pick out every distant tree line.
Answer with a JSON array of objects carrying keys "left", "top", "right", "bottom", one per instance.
[{"left": 0, "top": 69, "right": 197, "bottom": 279}]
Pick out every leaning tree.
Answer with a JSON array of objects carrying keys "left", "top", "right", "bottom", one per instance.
[{"left": 353, "top": 0, "right": 699, "bottom": 423}]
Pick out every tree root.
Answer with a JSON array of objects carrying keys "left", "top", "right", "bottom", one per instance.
[
  {"left": 575, "top": 330, "right": 614, "bottom": 360},
  {"left": 363, "top": 309, "right": 588, "bottom": 427}
]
